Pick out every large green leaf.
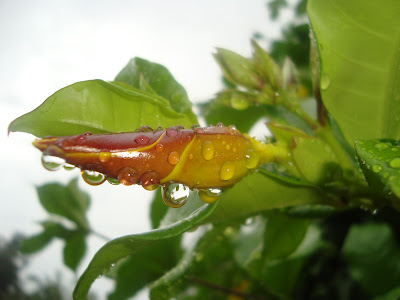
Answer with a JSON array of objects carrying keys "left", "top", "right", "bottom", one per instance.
[
  {"left": 8, "top": 80, "right": 196, "bottom": 138},
  {"left": 115, "top": 57, "right": 197, "bottom": 124},
  {"left": 73, "top": 201, "right": 217, "bottom": 300},
  {"left": 308, "top": 0, "right": 400, "bottom": 145}
]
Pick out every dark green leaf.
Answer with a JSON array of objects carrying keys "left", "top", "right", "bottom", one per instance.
[
  {"left": 8, "top": 80, "right": 196, "bottom": 138},
  {"left": 36, "top": 179, "right": 90, "bottom": 230},
  {"left": 355, "top": 139, "right": 400, "bottom": 204},
  {"left": 109, "top": 236, "right": 181, "bottom": 300},
  {"left": 115, "top": 57, "right": 197, "bottom": 124},
  {"left": 308, "top": 0, "right": 400, "bottom": 145},
  {"left": 150, "top": 188, "right": 168, "bottom": 229},
  {"left": 268, "top": 0, "right": 288, "bottom": 19},
  {"left": 342, "top": 222, "right": 400, "bottom": 296},
  {"left": 64, "top": 231, "right": 86, "bottom": 272},
  {"left": 73, "top": 200, "right": 217, "bottom": 300}
]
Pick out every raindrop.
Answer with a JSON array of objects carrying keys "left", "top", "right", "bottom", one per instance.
[
  {"left": 194, "top": 127, "right": 205, "bottom": 134},
  {"left": 63, "top": 163, "right": 75, "bottom": 171},
  {"left": 84, "top": 132, "right": 93, "bottom": 136},
  {"left": 140, "top": 171, "right": 160, "bottom": 191},
  {"left": 372, "top": 165, "right": 382, "bottom": 173},
  {"left": 190, "top": 124, "right": 200, "bottom": 130},
  {"left": 134, "top": 135, "right": 150, "bottom": 145},
  {"left": 156, "top": 143, "right": 164, "bottom": 152},
  {"left": 375, "top": 143, "right": 389, "bottom": 150},
  {"left": 389, "top": 158, "right": 400, "bottom": 168},
  {"left": 216, "top": 122, "right": 224, "bottom": 127},
  {"left": 117, "top": 167, "right": 138, "bottom": 185},
  {"left": 166, "top": 126, "right": 178, "bottom": 137},
  {"left": 197, "top": 188, "right": 221, "bottom": 204},
  {"left": 188, "top": 153, "right": 194, "bottom": 160},
  {"left": 138, "top": 125, "right": 153, "bottom": 132},
  {"left": 161, "top": 183, "right": 190, "bottom": 208},
  {"left": 245, "top": 149, "right": 260, "bottom": 169},
  {"left": 320, "top": 74, "right": 330, "bottom": 90},
  {"left": 391, "top": 147, "right": 399, "bottom": 151},
  {"left": 230, "top": 97, "right": 249, "bottom": 110},
  {"left": 99, "top": 152, "right": 111, "bottom": 163},
  {"left": 107, "top": 178, "right": 120, "bottom": 185},
  {"left": 201, "top": 140, "right": 215, "bottom": 160},
  {"left": 41, "top": 154, "right": 65, "bottom": 171},
  {"left": 168, "top": 151, "right": 180, "bottom": 165},
  {"left": 81, "top": 170, "right": 106, "bottom": 186},
  {"left": 219, "top": 161, "right": 235, "bottom": 181},
  {"left": 175, "top": 125, "right": 185, "bottom": 130}
]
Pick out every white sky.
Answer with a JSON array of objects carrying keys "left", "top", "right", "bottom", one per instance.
[{"left": 0, "top": 0, "right": 294, "bottom": 298}]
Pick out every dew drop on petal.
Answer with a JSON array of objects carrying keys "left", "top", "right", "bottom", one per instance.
[
  {"left": 41, "top": 154, "right": 65, "bottom": 171},
  {"left": 194, "top": 127, "right": 205, "bottom": 134},
  {"left": 134, "top": 135, "right": 150, "bottom": 145},
  {"left": 81, "top": 170, "right": 106, "bottom": 186},
  {"left": 117, "top": 167, "right": 138, "bottom": 186},
  {"left": 156, "top": 143, "right": 164, "bottom": 152},
  {"left": 219, "top": 161, "right": 235, "bottom": 181},
  {"left": 245, "top": 149, "right": 260, "bottom": 169},
  {"left": 166, "top": 126, "right": 178, "bottom": 137},
  {"left": 140, "top": 171, "right": 160, "bottom": 191},
  {"left": 201, "top": 140, "right": 215, "bottom": 160},
  {"left": 161, "top": 183, "right": 189, "bottom": 208},
  {"left": 99, "top": 152, "right": 111, "bottom": 162},
  {"left": 188, "top": 153, "right": 194, "bottom": 160},
  {"left": 138, "top": 125, "right": 153, "bottom": 132},
  {"left": 198, "top": 188, "right": 221, "bottom": 204},
  {"left": 168, "top": 151, "right": 180, "bottom": 165}
]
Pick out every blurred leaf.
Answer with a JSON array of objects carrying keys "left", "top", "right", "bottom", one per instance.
[
  {"left": 109, "top": 236, "right": 181, "bottom": 300},
  {"left": 342, "top": 222, "right": 400, "bottom": 296},
  {"left": 374, "top": 286, "right": 400, "bottom": 300},
  {"left": 308, "top": 0, "right": 400, "bottom": 145},
  {"left": 150, "top": 188, "right": 169, "bottom": 229},
  {"left": 8, "top": 79, "right": 196, "bottom": 138},
  {"left": 268, "top": 0, "right": 288, "bottom": 19},
  {"left": 64, "top": 231, "right": 86, "bottom": 272},
  {"left": 21, "top": 221, "right": 70, "bottom": 254},
  {"left": 36, "top": 179, "right": 90, "bottom": 230},
  {"left": 355, "top": 139, "right": 400, "bottom": 203},
  {"left": 115, "top": 57, "right": 197, "bottom": 124},
  {"left": 73, "top": 200, "right": 217, "bottom": 300}
]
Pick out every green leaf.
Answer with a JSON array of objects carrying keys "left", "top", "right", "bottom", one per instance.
[
  {"left": 73, "top": 200, "right": 217, "bottom": 300},
  {"left": 8, "top": 80, "right": 196, "bottom": 138},
  {"left": 115, "top": 57, "right": 197, "bottom": 124},
  {"left": 207, "top": 170, "right": 324, "bottom": 223},
  {"left": 355, "top": 139, "right": 400, "bottom": 204},
  {"left": 308, "top": 0, "right": 400, "bottom": 145},
  {"left": 64, "top": 231, "right": 86, "bottom": 272},
  {"left": 21, "top": 221, "right": 71, "bottom": 254},
  {"left": 109, "top": 236, "right": 181, "bottom": 300},
  {"left": 150, "top": 188, "right": 169, "bottom": 229},
  {"left": 342, "top": 222, "right": 400, "bottom": 296},
  {"left": 36, "top": 179, "right": 90, "bottom": 230}
]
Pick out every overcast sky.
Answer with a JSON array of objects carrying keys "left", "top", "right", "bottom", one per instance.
[{"left": 0, "top": 0, "right": 294, "bottom": 298}]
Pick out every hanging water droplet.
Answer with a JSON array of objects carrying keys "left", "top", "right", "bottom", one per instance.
[
  {"left": 140, "top": 171, "right": 160, "bottom": 191},
  {"left": 245, "top": 149, "right": 260, "bottom": 169},
  {"left": 161, "top": 183, "right": 190, "bottom": 208},
  {"left": 99, "top": 152, "right": 111, "bottom": 162},
  {"left": 201, "top": 140, "right": 215, "bottom": 160},
  {"left": 166, "top": 126, "right": 178, "bottom": 137},
  {"left": 372, "top": 165, "right": 382, "bottom": 173},
  {"left": 138, "top": 125, "right": 153, "bottom": 132},
  {"left": 219, "top": 161, "right": 235, "bottom": 180},
  {"left": 389, "top": 158, "right": 400, "bottom": 168},
  {"left": 320, "top": 74, "right": 330, "bottom": 90},
  {"left": 81, "top": 170, "right": 106, "bottom": 186},
  {"left": 63, "top": 163, "right": 75, "bottom": 171},
  {"left": 107, "top": 178, "right": 120, "bottom": 185},
  {"left": 117, "top": 167, "right": 138, "bottom": 185},
  {"left": 197, "top": 188, "right": 221, "bottom": 204},
  {"left": 168, "top": 151, "right": 180, "bottom": 165},
  {"left": 134, "top": 135, "right": 150, "bottom": 145},
  {"left": 231, "top": 97, "right": 249, "bottom": 110},
  {"left": 41, "top": 154, "right": 65, "bottom": 171}
]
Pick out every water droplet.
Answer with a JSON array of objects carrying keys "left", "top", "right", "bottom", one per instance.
[
  {"left": 198, "top": 188, "right": 221, "bottom": 204},
  {"left": 161, "top": 183, "right": 189, "bottom": 208},
  {"left": 175, "top": 125, "right": 185, "bottom": 130},
  {"left": 107, "top": 178, "right": 120, "bottom": 185},
  {"left": 194, "top": 127, "right": 205, "bottom": 134},
  {"left": 383, "top": 172, "right": 390, "bottom": 178},
  {"left": 232, "top": 147, "right": 237, "bottom": 153},
  {"left": 188, "top": 153, "right": 194, "bottom": 160},
  {"left": 372, "top": 165, "right": 382, "bottom": 173},
  {"left": 84, "top": 132, "right": 92, "bottom": 136},
  {"left": 228, "top": 125, "right": 237, "bottom": 131},
  {"left": 134, "top": 135, "right": 150, "bottom": 145},
  {"left": 99, "top": 152, "right": 111, "bottom": 162},
  {"left": 225, "top": 144, "right": 231, "bottom": 151},
  {"left": 117, "top": 167, "right": 138, "bottom": 185},
  {"left": 320, "top": 74, "right": 330, "bottom": 89},
  {"left": 190, "top": 124, "right": 200, "bottom": 130},
  {"left": 375, "top": 143, "right": 389, "bottom": 150},
  {"left": 166, "top": 127, "right": 178, "bottom": 137},
  {"left": 216, "top": 122, "right": 224, "bottom": 127},
  {"left": 389, "top": 158, "right": 400, "bottom": 168},
  {"left": 245, "top": 149, "right": 260, "bottom": 169},
  {"left": 156, "top": 143, "right": 164, "bottom": 152},
  {"left": 63, "top": 163, "right": 75, "bottom": 171},
  {"left": 81, "top": 170, "right": 106, "bottom": 186},
  {"left": 231, "top": 97, "right": 249, "bottom": 110},
  {"left": 219, "top": 161, "right": 235, "bottom": 181},
  {"left": 168, "top": 151, "right": 180, "bottom": 165},
  {"left": 391, "top": 147, "right": 399, "bottom": 151},
  {"left": 140, "top": 171, "right": 160, "bottom": 191},
  {"left": 138, "top": 125, "right": 153, "bottom": 132},
  {"left": 41, "top": 154, "right": 65, "bottom": 171},
  {"left": 201, "top": 140, "right": 215, "bottom": 160}
]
